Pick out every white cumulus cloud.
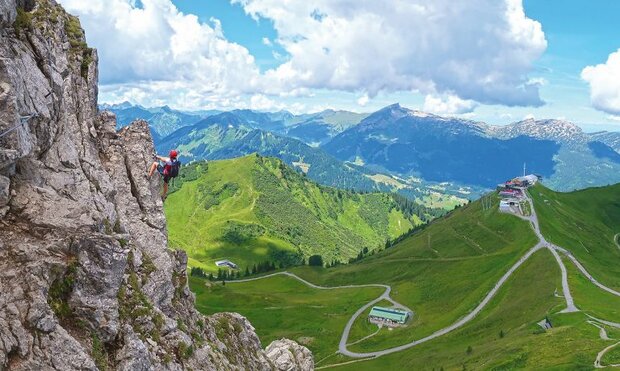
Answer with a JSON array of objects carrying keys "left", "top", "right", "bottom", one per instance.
[
  {"left": 59, "top": 0, "right": 547, "bottom": 111},
  {"left": 58, "top": 0, "right": 261, "bottom": 108},
  {"left": 423, "top": 94, "right": 477, "bottom": 114},
  {"left": 248, "top": 94, "right": 306, "bottom": 113},
  {"left": 357, "top": 94, "right": 369, "bottom": 107},
  {"left": 250, "top": 94, "right": 279, "bottom": 111},
  {"left": 235, "top": 0, "right": 547, "bottom": 107},
  {"left": 582, "top": 49, "right": 620, "bottom": 115}
]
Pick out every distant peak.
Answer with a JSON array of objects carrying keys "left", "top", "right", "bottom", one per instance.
[
  {"left": 499, "top": 117, "right": 586, "bottom": 143},
  {"left": 380, "top": 103, "right": 402, "bottom": 110},
  {"left": 362, "top": 103, "right": 409, "bottom": 122},
  {"left": 516, "top": 118, "right": 581, "bottom": 131},
  {"left": 376, "top": 103, "right": 412, "bottom": 116},
  {"left": 360, "top": 104, "right": 455, "bottom": 128},
  {"left": 377, "top": 104, "right": 437, "bottom": 117},
  {"left": 410, "top": 110, "right": 434, "bottom": 118},
  {"left": 100, "top": 101, "right": 134, "bottom": 110}
]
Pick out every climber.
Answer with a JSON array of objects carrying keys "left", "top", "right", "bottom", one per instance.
[{"left": 148, "top": 149, "right": 181, "bottom": 200}]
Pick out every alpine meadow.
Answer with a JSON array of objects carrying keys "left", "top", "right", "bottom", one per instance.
[{"left": 165, "top": 154, "right": 436, "bottom": 274}]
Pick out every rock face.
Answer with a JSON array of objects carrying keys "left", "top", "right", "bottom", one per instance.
[
  {"left": 265, "top": 340, "right": 314, "bottom": 371},
  {"left": 0, "top": 1, "right": 313, "bottom": 370}
]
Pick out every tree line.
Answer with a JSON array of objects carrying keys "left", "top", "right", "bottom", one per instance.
[
  {"left": 190, "top": 260, "right": 291, "bottom": 281},
  {"left": 189, "top": 202, "right": 465, "bottom": 279}
]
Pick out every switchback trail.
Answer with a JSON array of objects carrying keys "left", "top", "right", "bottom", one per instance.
[
  {"left": 230, "top": 271, "right": 413, "bottom": 314},
  {"left": 552, "top": 245, "right": 620, "bottom": 298},
  {"left": 594, "top": 341, "right": 620, "bottom": 369},
  {"left": 227, "top": 191, "right": 617, "bottom": 361},
  {"left": 228, "top": 193, "right": 555, "bottom": 359}
]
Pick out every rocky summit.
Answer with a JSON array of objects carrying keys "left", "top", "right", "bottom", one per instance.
[{"left": 0, "top": 0, "right": 312, "bottom": 369}]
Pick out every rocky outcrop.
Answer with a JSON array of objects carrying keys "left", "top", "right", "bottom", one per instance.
[
  {"left": 0, "top": 0, "right": 312, "bottom": 369},
  {"left": 265, "top": 340, "right": 314, "bottom": 371}
]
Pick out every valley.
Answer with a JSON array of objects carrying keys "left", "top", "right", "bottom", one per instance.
[{"left": 188, "top": 182, "right": 620, "bottom": 369}]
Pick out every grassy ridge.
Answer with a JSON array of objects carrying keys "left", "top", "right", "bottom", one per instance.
[
  {"left": 287, "top": 195, "right": 538, "bottom": 353},
  {"left": 165, "top": 154, "right": 424, "bottom": 272},
  {"left": 565, "top": 256, "right": 620, "bottom": 322},
  {"left": 531, "top": 183, "right": 620, "bottom": 289}
]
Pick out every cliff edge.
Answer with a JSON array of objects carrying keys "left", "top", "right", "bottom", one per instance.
[{"left": 0, "top": 0, "right": 312, "bottom": 369}]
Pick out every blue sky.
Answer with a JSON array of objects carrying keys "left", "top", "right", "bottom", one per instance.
[
  {"left": 519, "top": 0, "right": 620, "bottom": 130},
  {"left": 173, "top": 0, "right": 283, "bottom": 71},
  {"left": 60, "top": 0, "right": 620, "bottom": 132}
]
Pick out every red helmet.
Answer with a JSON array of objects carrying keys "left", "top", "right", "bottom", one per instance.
[{"left": 169, "top": 149, "right": 178, "bottom": 159}]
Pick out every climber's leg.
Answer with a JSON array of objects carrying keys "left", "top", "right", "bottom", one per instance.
[
  {"left": 148, "top": 161, "right": 158, "bottom": 177},
  {"left": 162, "top": 181, "right": 169, "bottom": 200}
]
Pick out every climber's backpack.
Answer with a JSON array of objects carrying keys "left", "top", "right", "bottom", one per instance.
[{"left": 168, "top": 158, "right": 181, "bottom": 178}]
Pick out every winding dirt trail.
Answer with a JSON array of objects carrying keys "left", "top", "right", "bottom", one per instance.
[
  {"left": 587, "top": 321, "right": 611, "bottom": 341},
  {"left": 229, "top": 192, "right": 554, "bottom": 359},
  {"left": 595, "top": 341, "right": 620, "bottom": 369},
  {"left": 347, "top": 328, "right": 381, "bottom": 346},
  {"left": 227, "top": 191, "right": 619, "bottom": 361},
  {"left": 553, "top": 245, "right": 620, "bottom": 298},
  {"left": 230, "top": 271, "right": 413, "bottom": 317}
]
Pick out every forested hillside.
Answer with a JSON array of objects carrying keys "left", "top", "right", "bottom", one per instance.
[{"left": 165, "top": 155, "right": 437, "bottom": 273}]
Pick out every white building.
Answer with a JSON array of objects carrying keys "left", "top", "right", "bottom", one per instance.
[
  {"left": 499, "top": 200, "right": 512, "bottom": 212},
  {"left": 516, "top": 174, "right": 539, "bottom": 185},
  {"left": 215, "top": 260, "right": 238, "bottom": 269}
]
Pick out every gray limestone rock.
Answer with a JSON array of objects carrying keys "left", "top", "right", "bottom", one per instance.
[
  {"left": 0, "top": 173, "right": 9, "bottom": 211},
  {"left": 265, "top": 339, "right": 314, "bottom": 371},
  {"left": 0, "top": 0, "right": 15, "bottom": 27},
  {"left": 0, "top": 0, "right": 313, "bottom": 370}
]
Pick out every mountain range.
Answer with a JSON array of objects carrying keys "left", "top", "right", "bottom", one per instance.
[
  {"left": 155, "top": 112, "right": 383, "bottom": 192},
  {"left": 324, "top": 104, "right": 620, "bottom": 190},
  {"left": 103, "top": 102, "right": 368, "bottom": 146},
  {"left": 103, "top": 102, "right": 620, "bottom": 192},
  {"left": 100, "top": 102, "right": 213, "bottom": 139}
]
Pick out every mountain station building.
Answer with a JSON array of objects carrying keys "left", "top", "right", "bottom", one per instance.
[{"left": 368, "top": 306, "right": 411, "bottom": 327}]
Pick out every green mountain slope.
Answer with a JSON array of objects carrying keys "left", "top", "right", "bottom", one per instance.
[
  {"left": 531, "top": 183, "right": 620, "bottom": 289},
  {"left": 190, "top": 182, "right": 620, "bottom": 368},
  {"left": 165, "top": 155, "right": 428, "bottom": 272}
]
